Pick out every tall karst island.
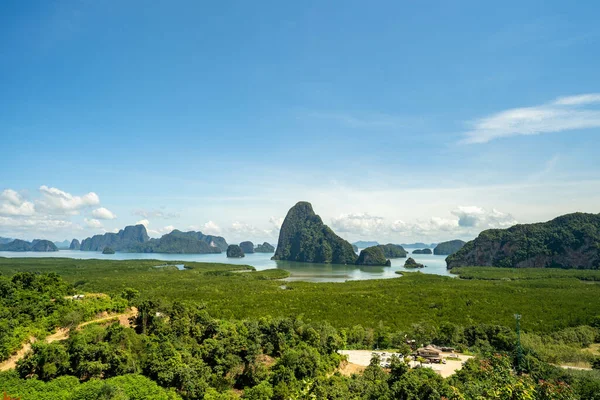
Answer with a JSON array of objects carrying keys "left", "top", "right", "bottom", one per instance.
[{"left": 272, "top": 201, "right": 391, "bottom": 266}]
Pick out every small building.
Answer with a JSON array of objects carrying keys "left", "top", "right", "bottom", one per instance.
[
  {"left": 416, "top": 345, "right": 441, "bottom": 359},
  {"left": 72, "top": 294, "right": 85, "bottom": 300}
]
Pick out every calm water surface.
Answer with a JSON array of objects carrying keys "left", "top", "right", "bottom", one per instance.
[{"left": 0, "top": 250, "right": 454, "bottom": 282}]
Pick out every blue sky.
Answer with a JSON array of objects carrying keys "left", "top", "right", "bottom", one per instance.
[{"left": 1, "top": 0, "right": 599, "bottom": 243}]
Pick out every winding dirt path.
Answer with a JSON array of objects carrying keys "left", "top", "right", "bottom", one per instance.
[{"left": 0, "top": 307, "right": 137, "bottom": 372}]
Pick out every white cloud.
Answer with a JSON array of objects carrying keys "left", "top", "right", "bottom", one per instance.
[
  {"left": 201, "top": 221, "right": 222, "bottom": 235},
  {"left": 269, "top": 216, "right": 284, "bottom": 230},
  {"left": 463, "top": 93, "right": 600, "bottom": 143},
  {"left": 92, "top": 207, "right": 116, "bottom": 220},
  {"left": 451, "top": 206, "right": 517, "bottom": 229},
  {"left": 0, "top": 189, "right": 35, "bottom": 216},
  {"left": 135, "top": 219, "right": 149, "bottom": 227},
  {"left": 330, "top": 213, "right": 387, "bottom": 236},
  {"left": 37, "top": 185, "right": 100, "bottom": 214},
  {"left": 84, "top": 218, "right": 103, "bottom": 229}
]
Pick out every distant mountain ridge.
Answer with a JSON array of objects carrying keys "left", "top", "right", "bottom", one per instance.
[
  {"left": 447, "top": 213, "right": 600, "bottom": 269},
  {"left": 0, "top": 239, "right": 58, "bottom": 252},
  {"left": 401, "top": 242, "right": 437, "bottom": 249},
  {"left": 0, "top": 237, "right": 14, "bottom": 245},
  {"left": 78, "top": 225, "right": 228, "bottom": 254},
  {"left": 53, "top": 240, "right": 71, "bottom": 249}
]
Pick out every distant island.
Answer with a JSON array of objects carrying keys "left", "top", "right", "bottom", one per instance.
[
  {"left": 356, "top": 246, "right": 391, "bottom": 266},
  {"left": 78, "top": 225, "right": 228, "bottom": 254},
  {"left": 272, "top": 202, "right": 357, "bottom": 264},
  {"left": 447, "top": 213, "right": 600, "bottom": 269},
  {"left": 412, "top": 248, "right": 432, "bottom": 255},
  {"left": 255, "top": 242, "right": 275, "bottom": 253},
  {"left": 240, "top": 241, "right": 255, "bottom": 254},
  {"left": 434, "top": 240, "right": 466, "bottom": 256},
  {"left": 0, "top": 237, "right": 13, "bottom": 245},
  {"left": 352, "top": 241, "right": 379, "bottom": 249},
  {"left": 102, "top": 246, "right": 115, "bottom": 254},
  {"left": 404, "top": 257, "right": 425, "bottom": 268},
  {"left": 53, "top": 240, "right": 71, "bottom": 249},
  {"left": 377, "top": 243, "right": 407, "bottom": 258},
  {"left": 401, "top": 242, "right": 437, "bottom": 249},
  {"left": 226, "top": 244, "right": 244, "bottom": 258},
  {"left": 0, "top": 239, "right": 58, "bottom": 252}
]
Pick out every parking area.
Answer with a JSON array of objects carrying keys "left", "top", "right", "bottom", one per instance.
[{"left": 338, "top": 350, "right": 473, "bottom": 378}]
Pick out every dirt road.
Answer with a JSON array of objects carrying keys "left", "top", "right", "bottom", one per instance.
[{"left": 0, "top": 307, "right": 137, "bottom": 372}]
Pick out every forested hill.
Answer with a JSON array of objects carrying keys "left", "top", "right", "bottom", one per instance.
[
  {"left": 447, "top": 212, "right": 600, "bottom": 269},
  {"left": 272, "top": 201, "right": 358, "bottom": 264},
  {"left": 0, "top": 239, "right": 57, "bottom": 252}
]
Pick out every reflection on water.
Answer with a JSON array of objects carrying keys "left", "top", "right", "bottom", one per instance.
[{"left": 0, "top": 250, "right": 454, "bottom": 282}]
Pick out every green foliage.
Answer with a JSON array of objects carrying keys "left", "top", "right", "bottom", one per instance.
[
  {"left": 0, "top": 272, "right": 125, "bottom": 362},
  {"left": 272, "top": 201, "right": 357, "bottom": 264},
  {"left": 356, "top": 246, "right": 390, "bottom": 266},
  {"left": 3, "top": 258, "right": 600, "bottom": 335},
  {"left": 377, "top": 244, "right": 408, "bottom": 258},
  {"left": 102, "top": 247, "right": 115, "bottom": 254},
  {"left": 448, "top": 212, "right": 600, "bottom": 269}
]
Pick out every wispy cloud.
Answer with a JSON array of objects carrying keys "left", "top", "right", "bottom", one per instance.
[{"left": 463, "top": 93, "right": 600, "bottom": 144}]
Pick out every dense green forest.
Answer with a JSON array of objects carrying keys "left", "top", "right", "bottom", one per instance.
[
  {"left": 2, "top": 258, "right": 600, "bottom": 333},
  {"left": 1, "top": 287, "right": 599, "bottom": 399},
  {"left": 1, "top": 258, "right": 600, "bottom": 398}
]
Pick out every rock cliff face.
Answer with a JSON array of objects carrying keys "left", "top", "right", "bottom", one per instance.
[
  {"left": 255, "top": 242, "right": 275, "bottom": 253},
  {"left": 356, "top": 246, "right": 391, "bottom": 266},
  {"left": 80, "top": 225, "right": 150, "bottom": 251},
  {"left": 412, "top": 248, "right": 432, "bottom": 255},
  {"left": 377, "top": 244, "right": 408, "bottom": 258},
  {"left": 0, "top": 239, "right": 58, "bottom": 252},
  {"left": 240, "top": 241, "right": 255, "bottom": 254},
  {"left": 446, "top": 213, "right": 600, "bottom": 269},
  {"left": 69, "top": 239, "right": 81, "bottom": 250},
  {"left": 272, "top": 202, "right": 358, "bottom": 265},
  {"left": 226, "top": 244, "right": 245, "bottom": 258},
  {"left": 434, "top": 240, "right": 466, "bottom": 256}
]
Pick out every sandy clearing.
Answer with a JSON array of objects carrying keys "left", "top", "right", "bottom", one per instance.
[{"left": 338, "top": 350, "right": 473, "bottom": 378}]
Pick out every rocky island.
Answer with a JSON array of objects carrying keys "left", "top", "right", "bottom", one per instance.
[
  {"left": 78, "top": 225, "right": 228, "bottom": 254},
  {"left": 226, "top": 244, "right": 245, "bottom": 258},
  {"left": 377, "top": 243, "right": 407, "bottom": 258},
  {"left": 404, "top": 257, "right": 425, "bottom": 268},
  {"left": 356, "top": 246, "right": 391, "bottom": 266},
  {"left": 255, "top": 242, "right": 275, "bottom": 253},
  {"left": 102, "top": 247, "right": 115, "bottom": 254},
  {"left": 239, "top": 241, "right": 255, "bottom": 254},
  {"left": 412, "top": 248, "right": 432, "bottom": 254},
  {"left": 272, "top": 201, "right": 358, "bottom": 264},
  {"left": 447, "top": 212, "right": 600, "bottom": 269}
]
